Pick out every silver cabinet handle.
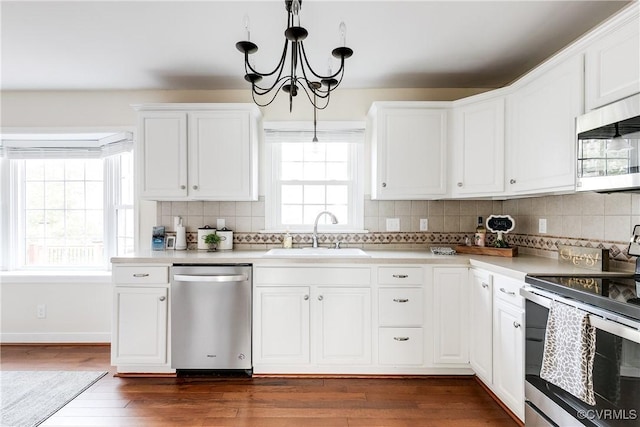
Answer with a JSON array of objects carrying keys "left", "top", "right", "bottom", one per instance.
[
  {"left": 457, "top": 182, "right": 463, "bottom": 187},
  {"left": 180, "top": 185, "right": 186, "bottom": 190},
  {"left": 133, "top": 273, "right": 149, "bottom": 278},
  {"left": 303, "top": 295, "right": 309, "bottom": 301},
  {"left": 481, "top": 282, "right": 489, "bottom": 289},
  {"left": 394, "top": 337, "right": 409, "bottom": 341},
  {"left": 510, "top": 179, "right": 516, "bottom": 184},
  {"left": 392, "top": 274, "right": 408, "bottom": 279},
  {"left": 193, "top": 185, "right": 198, "bottom": 190},
  {"left": 513, "top": 321, "right": 521, "bottom": 328},
  {"left": 159, "top": 296, "right": 166, "bottom": 302},
  {"left": 393, "top": 298, "right": 409, "bottom": 303},
  {"left": 500, "top": 287, "right": 516, "bottom": 296},
  {"left": 382, "top": 182, "right": 387, "bottom": 188},
  {"left": 318, "top": 295, "right": 323, "bottom": 301}
]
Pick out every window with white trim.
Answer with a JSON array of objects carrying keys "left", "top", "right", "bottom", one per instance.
[
  {"left": 2, "top": 132, "right": 134, "bottom": 270},
  {"left": 265, "top": 124, "right": 364, "bottom": 231}
]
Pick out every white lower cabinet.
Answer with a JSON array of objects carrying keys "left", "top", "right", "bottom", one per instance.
[
  {"left": 469, "top": 269, "right": 493, "bottom": 384},
  {"left": 470, "top": 269, "right": 525, "bottom": 421},
  {"left": 378, "top": 328, "right": 424, "bottom": 365},
  {"left": 433, "top": 267, "right": 469, "bottom": 365},
  {"left": 111, "top": 264, "right": 171, "bottom": 373}
]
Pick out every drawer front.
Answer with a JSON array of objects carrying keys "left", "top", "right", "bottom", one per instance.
[
  {"left": 378, "top": 267, "right": 423, "bottom": 285},
  {"left": 254, "top": 267, "right": 371, "bottom": 286},
  {"left": 378, "top": 328, "right": 424, "bottom": 365},
  {"left": 494, "top": 275, "right": 524, "bottom": 308},
  {"left": 378, "top": 288, "right": 423, "bottom": 327},
  {"left": 113, "top": 265, "right": 169, "bottom": 285}
]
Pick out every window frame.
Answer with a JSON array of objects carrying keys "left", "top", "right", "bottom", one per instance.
[{"left": 264, "top": 122, "right": 365, "bottom": 233}]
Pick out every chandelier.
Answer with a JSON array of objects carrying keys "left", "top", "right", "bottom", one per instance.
[{"left": 235, "top": 0, "right": 353, "bottom": 113}]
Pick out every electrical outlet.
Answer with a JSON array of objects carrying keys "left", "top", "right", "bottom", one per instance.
[
  {"left": 419, "top": 218, "right": 428, "bottom": 231},
  {"left": 539, "top": 218, "right": 547, "bottom": 234},
  {"left": 37, "top": 304, "right": 46, "bottom": 319},
  {"left": 386, "top": 218, "right": 400, "bottom": 232}
]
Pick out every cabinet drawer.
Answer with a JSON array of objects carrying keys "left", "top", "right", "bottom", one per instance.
[
  {"left": 113, "top": 265, "right": 169, "bottom": 285},
  {"left": 494, "top": 275, "right": 524, "bottom": 308},
  {"left": 378, "top": 288, "right": 423, "bottom": 327},
  {"left": 378, "top": 267, "right": 423, "bottom": 285},
  {"left": 255, "top": 267, "right": 370, "bottom": 286},
  {"left": 378, "top": 328, "right": 424, "bottom": 365}
]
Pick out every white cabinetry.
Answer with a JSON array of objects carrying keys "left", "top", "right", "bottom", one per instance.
[
  {"left": 369, "top": 102, "right": 448, "bottom": 200},
  {"left": 585, "top": 8, "right": 640, "bottom": 111},
  {"left": 432, "top": 267, "right": 469, "bottom": 365},
  {"left": 506, "top": 54, "right": 583, "bottom": 195},
  {"left": 450, "top": 96, "right": 505, "bottom": 197},
  {"left": 469, "top": 269, "right": 493, "bottom": 384},
  {"left": 377, "top": 267, "right": 425, "bottom": 367},
  {"left": 136, "top": 104, "right": 260, "bottom": 201},
  {"left": 253, "top": 266, "right": 371, "bottom": 374},
  {"left": 111, "top": 264, "right": 172, "bottom": 373}
]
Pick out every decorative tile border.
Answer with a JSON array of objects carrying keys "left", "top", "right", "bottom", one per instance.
[{"left": 171, "top": 231, "right": 634, "bottom": 264}]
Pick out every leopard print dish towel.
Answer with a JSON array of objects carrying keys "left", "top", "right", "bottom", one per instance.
[{"left": 540, "top": 300, "right": 596, "bottom": 406}]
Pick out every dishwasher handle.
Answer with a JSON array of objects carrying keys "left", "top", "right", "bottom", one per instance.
[{"left": 173, "top": 274, "right": 248, "bottom": 283}]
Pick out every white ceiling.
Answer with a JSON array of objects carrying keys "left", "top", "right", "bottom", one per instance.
[{"left": 0, "top": 1, "right": 633, "bottom": 91}]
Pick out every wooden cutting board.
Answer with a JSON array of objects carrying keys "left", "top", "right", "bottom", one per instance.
[{"left": 454, "top": 245, "right": 518, "bottom": 257}]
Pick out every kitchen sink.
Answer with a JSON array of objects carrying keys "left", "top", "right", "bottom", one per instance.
[{"left": 263, "top": 248, "right": 370, "bottom": 258}]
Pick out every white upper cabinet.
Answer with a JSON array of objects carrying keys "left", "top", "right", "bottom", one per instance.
[
  {"left": 369, "top": 103, "right": 448, "bottom": 200},
  {"left": 450, "top": 96, "right": 505, "bottom": 197},
  {"left": 505, "top": 54, "right": 583, "bottom": 195},
  {"left": 136, "top": 104, "right": 261, "bottom": 201},
  {"left": 584, "top": 7, "right": 640, "bottom": 111}
]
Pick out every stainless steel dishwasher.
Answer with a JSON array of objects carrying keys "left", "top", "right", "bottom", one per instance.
[{"left": 171, "top": 264, "right": 252, "bottom": 374}]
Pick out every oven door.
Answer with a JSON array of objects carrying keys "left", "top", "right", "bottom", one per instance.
[{"left": 522, "top": 287, "right": 640, "bottom": 427}]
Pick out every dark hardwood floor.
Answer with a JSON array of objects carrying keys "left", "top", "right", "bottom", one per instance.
[{"left": 1, "top": 345, "right": 519, "bottom": 427}]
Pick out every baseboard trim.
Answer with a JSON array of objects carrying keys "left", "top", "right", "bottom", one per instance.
[
  {"left": 0, "top": 332, "right": 111, "bottom": 344},
  {"left": 474, "top": 376, "right": 524, "bottom": 427}
]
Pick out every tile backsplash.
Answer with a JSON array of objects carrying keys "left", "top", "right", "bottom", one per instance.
[{"left": 156, "top": 193, "right": 640, "bottom": 266}]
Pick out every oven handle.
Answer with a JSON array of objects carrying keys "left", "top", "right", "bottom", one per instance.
[{"left": 521, "top": 286, "right": 640, "bottom": 344}]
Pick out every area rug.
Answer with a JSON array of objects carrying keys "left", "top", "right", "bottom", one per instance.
[{"left": 0, "top": 370, "right": 107, "bottom": 427}]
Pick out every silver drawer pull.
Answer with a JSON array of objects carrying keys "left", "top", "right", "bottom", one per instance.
[
  {"left": 393, "top": 298, "right": 409, "bottom": 303},
  {"left": 133, "top": 273, "right": 150, "bottom": 278},
  {"left": 392, "top": 274, "right": 408, "bottom": 279},
  {"left": 499, "top": 287, "right": 516, "bottom": 296},
  {"left": 481, "top": 283, "right": 489, "bottom": 289},
  {"left": 513, "top": 321, "right": 521, "bottom": 328},
  {"left": 394, "top": 337, "right": 410, "bottom": 341}
]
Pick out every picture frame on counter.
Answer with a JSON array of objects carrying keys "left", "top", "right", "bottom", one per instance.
[{"left": 165, "top": 235, "right": 176, "bottom": 250}]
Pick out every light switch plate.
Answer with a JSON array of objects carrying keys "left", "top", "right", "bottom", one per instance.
[
  {"left": 539, "top": 218, "right": 547, "bottom": 234},
  {"left": 420, "top": 218, "right": 428, "bottom": 231},
  {"left": 386, "top": 218, "right": 400, "bottom": 232}
]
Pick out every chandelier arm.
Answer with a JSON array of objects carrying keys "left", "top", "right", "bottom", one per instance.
[
  {"left": 246, "top": 39, "right": 290, "bottom": 78},
  {"left": 296, "top": 79, "right": 332, "bottom": 110},
  {"left": 299, "top": 42, "right": 346, "bottom": 80},
  {"left": 252, "top": 75, "right": 293, "bottom": 96},
  {"left": 251, "top": 79, "right": 293, "bottom": 107}
]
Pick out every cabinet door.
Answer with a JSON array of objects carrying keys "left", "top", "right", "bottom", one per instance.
[
  {"left": 451, "top": 97, "right": 505, "bottom": 196},
  {"left": 506, "top": 54, "right": 583, "bottom": 194},
  {"left": 112, "top": 286, "right": 168, "bottom": 365},
  {"left": 585, "top": 16, "right": 640, "bottom": 111},
  {"left": 433, "top": 267, "right": 469, "bottom": 365},
  {"left": 314, "top": 287, "right": 372, "bottom": 365},
  {"left": 469, "top": 269, "right": 493, "bottom": 384},
  {"left": 138, "top": 112, "right": 188, "bottom": 199},
  {"left": 493, "top": 299, "right": 525, "bottom": 420},
  {"left": 188, "top": 111, "right": 256, "bottom": 200},
  {"left": 372, "top": 108, "right": 447, "bottom": 199},
  {"left": 253, "top": 286, "right": 310, "bottom": 365}
]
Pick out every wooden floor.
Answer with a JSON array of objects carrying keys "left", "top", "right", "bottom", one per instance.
[{"left": 1, "top": 345, "right": 519, "bottom": 427}]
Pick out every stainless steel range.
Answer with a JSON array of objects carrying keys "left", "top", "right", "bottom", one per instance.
[{"left": 522, "top": 274, "right": 640, "bottom": 426}]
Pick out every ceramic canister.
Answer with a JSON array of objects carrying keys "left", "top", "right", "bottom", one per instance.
[
  {"left": 197, "top": 225, "right": 216, "bottom": 250},
  {"left": 217, "top": 227, "right": 233, "bottom": 251}
]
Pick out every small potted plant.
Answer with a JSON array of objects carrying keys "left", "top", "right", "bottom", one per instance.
[{"left": 203, "top": 233, "right": 221, "bottom": 252}]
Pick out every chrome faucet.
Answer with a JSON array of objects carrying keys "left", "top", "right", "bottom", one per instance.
[{"left": 312, "top": 211, "right": 338, "bottom": 248}]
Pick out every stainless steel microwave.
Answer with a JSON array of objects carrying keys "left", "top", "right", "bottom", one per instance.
[{"left": 576, "top": 93, "right": 640, "bottom": 193}]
